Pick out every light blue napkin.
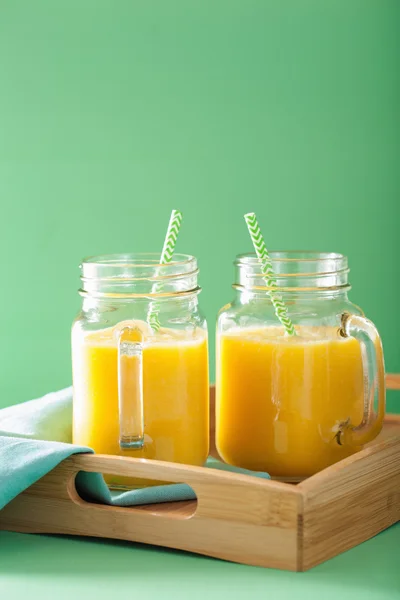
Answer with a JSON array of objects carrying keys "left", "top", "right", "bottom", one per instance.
[{"left": 0, "top": 388, "right": 269, "bottom": 510}]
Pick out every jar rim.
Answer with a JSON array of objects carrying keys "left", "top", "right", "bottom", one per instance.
[
  {"left": 82, "top": 252, "right": 196, "bottom": 271},
  {"left": 236, "top": 251, "right": 346, "bottom": 264}
]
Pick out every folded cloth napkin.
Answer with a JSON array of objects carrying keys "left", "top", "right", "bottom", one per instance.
[{"left": 0, "top": 388, "right": 269, "bottom": 510}]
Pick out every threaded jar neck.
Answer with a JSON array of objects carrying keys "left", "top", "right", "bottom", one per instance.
[
  {"left": 234, "top": 251, "right": 350, "bottom": 293},
  {"left": 80, "top": 253, "right": 200, "bottom": 299}
]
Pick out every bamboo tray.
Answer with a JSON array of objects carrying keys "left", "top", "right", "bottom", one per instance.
[{"left": 1, "top": 377, "right": 399, "bottom": 572}]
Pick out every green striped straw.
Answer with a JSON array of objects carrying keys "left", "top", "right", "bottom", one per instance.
[
  {"left": 148, "top": 209, "right": 183, "bottom": 332},
  {"left": 244, "top": 212, "right": 296, "bottom": 336}
]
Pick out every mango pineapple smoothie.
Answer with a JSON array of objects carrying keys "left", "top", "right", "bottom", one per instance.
[
  {"left": 216, "top": 326, "right": 365, "bottom": 478},
  {"left": 72, "top": 321, "right": 209, "bottom": 488}
]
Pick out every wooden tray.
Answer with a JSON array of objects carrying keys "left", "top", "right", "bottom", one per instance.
[{"left": 1, "top": 377, "right": 399, "bottom": 571}]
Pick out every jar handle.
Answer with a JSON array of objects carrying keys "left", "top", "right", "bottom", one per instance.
[
  {"left": 117, "top": 326, "right": 145, "bottom": 450},
  {"left": 337, "top": 312, "right": 385, "bottom": 447}
]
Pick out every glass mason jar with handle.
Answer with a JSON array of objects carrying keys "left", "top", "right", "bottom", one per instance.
[
  {"left": 72, "top": 253, "right": 209, "bottom": 488},
  {"left": 216, "top": 252, "right": 385, "bottom": 480}
]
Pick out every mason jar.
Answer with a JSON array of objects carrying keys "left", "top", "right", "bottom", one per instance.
[
  {"left": 72, "top": 253, "right": 209, "bottom": 488},
  {"left": 216, "top": 252, "right": 385, "bottom": 480}
]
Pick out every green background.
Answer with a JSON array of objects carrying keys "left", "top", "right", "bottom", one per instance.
[
  {"left": 0, "top": 0, "right": 399, "bottom": 415},
  {"left": 1, "top": 528, "right": 399, "bottom": 600},
  {"left": 0, "top": 3, "right": 399, "bottom": 597}
]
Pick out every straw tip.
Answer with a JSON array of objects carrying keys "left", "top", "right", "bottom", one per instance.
[{"left": 244, "top": 212, "right": 256, "bottom": 219}]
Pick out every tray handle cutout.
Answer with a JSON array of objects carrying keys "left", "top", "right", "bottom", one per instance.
[{"left": 63, "top": 453, "right": 289, "bottom": 525}]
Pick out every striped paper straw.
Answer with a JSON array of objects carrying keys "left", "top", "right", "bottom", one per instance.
[
  {"left": 244, "top": 212, "right": 296, "bottom": 336},
  {"left": 148, "top": 209, "right": 183, "bottom": 331}
]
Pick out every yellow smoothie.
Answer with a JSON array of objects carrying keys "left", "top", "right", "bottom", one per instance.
[
  {"left": 72, "top": 321, "right": 209, "bottom": 487},
  {"left": 216, "top": 326, "right": 370, "bottom": 478}
]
